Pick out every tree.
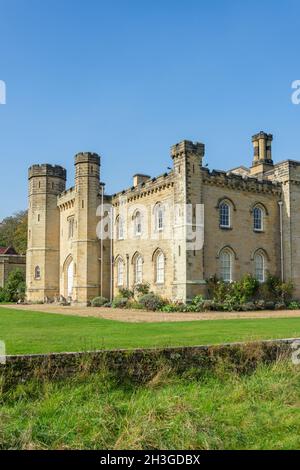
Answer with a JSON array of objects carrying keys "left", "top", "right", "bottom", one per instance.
[
  {"left": 3, "top": 269, "right": 26, "bottom": 302},
  {"left": 0, "top": 211, "right": 28, "bottom": 254}
]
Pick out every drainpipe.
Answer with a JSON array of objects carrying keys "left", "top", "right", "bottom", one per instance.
[
  {"left": 126, "top": 254, "right": 129, "bottom": 288},
  {"left": 110, "top": 206, "right": 114, "bottom": 302},
  {"left": 100, "top": 183, "right": 104, "bottom": 298},
  {"left": 278, "top": 201, "right": 284, "bottom": 282}
]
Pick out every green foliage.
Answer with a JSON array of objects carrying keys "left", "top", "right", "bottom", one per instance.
[
  {"left": 0, "top": 269, "right": 26, "bottom": 302},
  {"left": 91, "top": 296, "right": 108, "bottom": 307},
  {"left": 1, "top": 360, "right": 300, "bottom": 449},
  {"left": 134, "top": 282, "right": 150, "bottom": 296},
  {"left": 112, "top": 296, "right": 128, "bottom": 309},
  {"left": 0, "top": 210, "right": 28, "bottom": 255},
  {"left": 0, "top": 287, "right": 10, "bottom": 303},
  {"left": 205, "top": 273, "right": 294, "bottom": 311},
  {"left": 118, "top": 288, "right": 134, "bottom": 299},
  {"left": 288, "top": 301, "right": 300, "bottom": 310},
  {"left": 139, "top": 293, "right": 165, "bottom": 311}
]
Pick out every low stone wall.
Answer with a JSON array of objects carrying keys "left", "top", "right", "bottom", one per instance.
[{"left": 1, "top": 338, "right": 297, "bottom": 387}]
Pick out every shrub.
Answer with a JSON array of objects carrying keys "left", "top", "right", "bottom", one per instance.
[
  {"left": 0, "top": 287, "right": 10, "bottom": 303},
  {"left": 139, "top": 293, "right": 165, "bottom": 311},
  {"left": 288, "top": 300, "right": 300, "bottom": 310},
  {"left": 91, "top": 296, "right": 108, "bottom": 307},
  {"left": 118, "top": 288, "right": 134, "bottom": 299},
  {"left": 112, "top": 296, "right": 128, "bottom": 309},
  {"left": 3, "top": 269, "right": 26, "bottom": 302},
  {"left": 134, "top": 283, "right": 150, "bottom": 296}
]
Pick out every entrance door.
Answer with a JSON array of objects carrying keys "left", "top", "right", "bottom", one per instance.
[{"left": 67, "top": 261, "right": 74, "bottom": 297}]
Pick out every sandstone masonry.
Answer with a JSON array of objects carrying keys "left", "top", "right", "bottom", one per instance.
[{"left": 26, "top": 131, "right": 300, "bottom": 304}]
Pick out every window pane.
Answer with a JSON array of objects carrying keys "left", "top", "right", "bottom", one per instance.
[
  {"left": 117, "top": 260, "right": 124, "bottom": 286},
  {"left": 220, "top": 251, "right": 231, "bottom": 282},
  {"left": 220, "top": 203, "right": 230, "bottom": 227},
  {"left": 253, "top": 207, "right": 262, "bottom": 231},
  {"left": 135, "top": 256, "right": 143, "bottom": 283},
  {"left": 135, "top": 212, "right": 141, "bottom": 234},
  {"left": 156, "top": 253, "right": 164, "bottom": 283},
  {"left": 255, "top": 254, "right": 264, "bottom": 282}
]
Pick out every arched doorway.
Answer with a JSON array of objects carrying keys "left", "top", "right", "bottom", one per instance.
[
  {"left": 67, "top": 260, "right": 74, "bottom": 298},
  {"left": 63, "top": 255, "right": 74, "bottom": 299}
]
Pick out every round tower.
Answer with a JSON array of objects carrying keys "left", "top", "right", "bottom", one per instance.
[
  {"left": 27, "top": 164, "right": 66, "bottom": 302},
  {"left": 73, "top": 152, "right": 102, "bottom": 304}
]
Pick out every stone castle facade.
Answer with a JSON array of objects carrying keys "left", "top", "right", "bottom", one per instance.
[{"left": 26, "top": 131, "right": 300, "bottom": 304}]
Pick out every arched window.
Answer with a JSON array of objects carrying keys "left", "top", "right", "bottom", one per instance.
[
  {"left": 253, "top": 206, "right": 263, "bottom": 231},
  {"left": 156, "top": 252, "right": 165, "bottom": 284},
  {"left": 155, "top": 204, "right": 164, "bottom": 231},
  {"left": 135, "top": 255, "right": 143, "bottom": 284},
  {"left": 117, "top": 259, "right": 124, "bottom": 286},
  {"left": 68, "top": 217, "right": 75, "bottom": 239},
  {"left": 34, "top": 266, "right": 41, "bottom": 280},
  {"left": 254, "top": 253, "right": 265, "bottom": 282},
  {"left": 134, "top": 211, "right": 142, "bottom": 235},
  {"left": 219, "top": 202, "right": 230, "bottom": 228},
  {"left": 219, "top": 250, "right": 232, "bottom": 282},
  {"left": 116, "top": 216, "right": 124, "bottom": 240}
]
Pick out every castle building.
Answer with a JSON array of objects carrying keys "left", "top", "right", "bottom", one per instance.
[{"left": 26, "top": 132, "right": 300, "bottom": 305}]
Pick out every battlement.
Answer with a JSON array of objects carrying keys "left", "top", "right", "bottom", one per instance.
[
  {"left": 75, "top": 152, "right": 101, "bottom": 166},
  {"left": 28, "top": 164, "right": 67, "bottom": 180},
  {"left": 202, "top": 167, "right": 281, "bottom": 195},
  {"left": 252, "top": 131, "right": 273, "bottom": 142},
  {"left": 171, "top": 140, "right": 205, "bottom": 159}
]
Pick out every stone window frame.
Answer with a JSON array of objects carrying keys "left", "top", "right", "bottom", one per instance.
[
  {"left": 216, "top": 246, "right": 237, "bottom": 283},
  {"left": 250, "top": 203, "right": 268, "bottom": 233},
  {"left": 67, "top": 216, "right": 75, "bottom": 239},
  {"left": 116, "top": 215, "right": 125, "bottom": 240},
  {"left": 152, "top": 248, "right": 166, "bottom": 285},
  {"left": 34, "top": 266, "right": 41, "bottom": 280},
  {"left": 115, "top": 256, "right": 125, "bottom": 287},
  {"left": 216, "top": 197, "right": 236, "bottom": 230},
  {"left": 251, "top": 248, "right": 269, "bottom": 283},
  {"left": 132, "top": 252, "right": 143, "bottom": 285},
  {"left": 133, "top": 210, "right": 142, "bottom": 237},
  {"left": 154, "top": 202, "right": 165, "bottom": 232}
]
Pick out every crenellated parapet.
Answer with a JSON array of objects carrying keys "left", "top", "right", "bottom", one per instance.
[
  {"left": 28, "top": 164, "right": 66, "bottom": 181},
  {"left": 111, "top": 171, "right": 175, "bottom": 206},
  {"left": 171, "top": 140, "right": 205, "bottom": 160},
  {"left": 202, "top": 168, "right": 282, "bottom": 195}
]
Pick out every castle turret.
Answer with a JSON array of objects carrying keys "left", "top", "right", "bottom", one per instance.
[
  {"left": 171, "top": 140, "right": 205, "bottom": 301},
  {"left": 250, "top": 131, "right": 274, "bottom": 176},
  {"left": 26, "top": 164, "right": 66, "bottom": 302},
  {"left": 73, "top": 152, "right": 101, "bottom": 304}
]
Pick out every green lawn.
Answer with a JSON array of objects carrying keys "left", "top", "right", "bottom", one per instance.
[{"left": 1, "top": 307, "right": 300, "bottom": 355}]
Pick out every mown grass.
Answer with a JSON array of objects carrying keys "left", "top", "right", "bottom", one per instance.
[
  {"left": 1, "top": 360, "right": 300, "bottom": 450},
  {"left": 1, "top": 307, "right": 300, "bottom": 355}
]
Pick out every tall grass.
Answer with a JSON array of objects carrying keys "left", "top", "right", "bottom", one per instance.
[{"left": 1, "top": 359, "right": 300, "bottom": 450}]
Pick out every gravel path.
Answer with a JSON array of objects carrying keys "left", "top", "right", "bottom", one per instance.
[{"left": 4, "top": 304, "right": 300, "bottom": 323}]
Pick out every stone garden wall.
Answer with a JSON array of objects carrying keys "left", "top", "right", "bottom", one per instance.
[{"left": 1, "top": 338, "right": 297, "bottom": 388}]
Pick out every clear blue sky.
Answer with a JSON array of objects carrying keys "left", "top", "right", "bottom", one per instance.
[{"left": 1, "top": 0, "right": 300, "bottom": 220}]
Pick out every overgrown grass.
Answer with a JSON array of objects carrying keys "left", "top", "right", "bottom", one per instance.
[
  {"left": 1, "top": 307, "right": 300, "bottom": 355},
  {"left": 1, "top": 360, "right": 300, "bottom": 450}
]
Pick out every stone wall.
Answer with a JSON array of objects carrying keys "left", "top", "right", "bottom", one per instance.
[
  {"left": 1, "top": 339, "right": 296, "bottom": 387},
  {"left": 0, "top": 254, "right": 26, "bottom": 288}
]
